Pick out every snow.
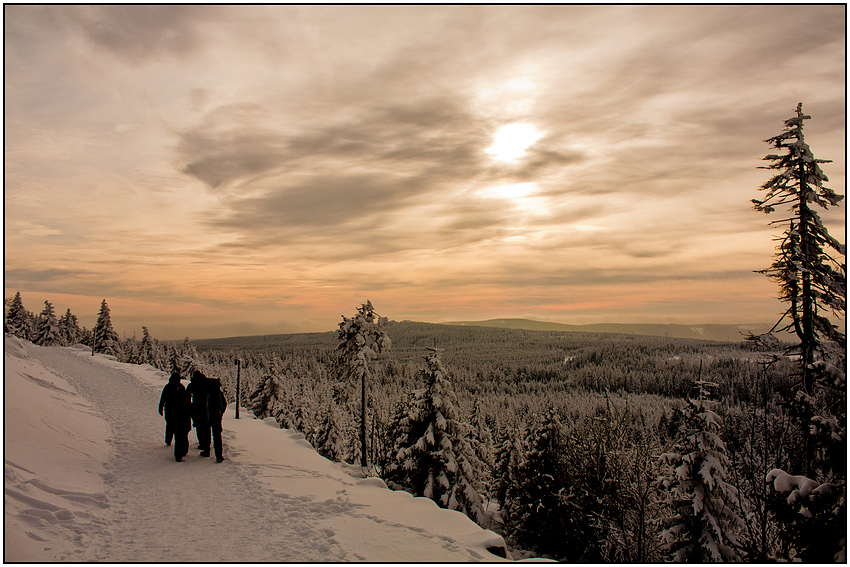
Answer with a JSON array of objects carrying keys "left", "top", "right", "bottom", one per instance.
[
  {"left": 4, "top": 335, "right": 512, "bottom": 562},
  {"left": 766, "top": 468, "right": 820, "bottom": 507}
]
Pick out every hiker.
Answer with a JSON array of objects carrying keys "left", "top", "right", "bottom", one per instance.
[
  {"left": 187, "top": 370, "right": 211, "bottom": 457},
  {"left": 206, "top": 377, "right": 228, "bottom": 463},
  {"left": 158, "top": 371, "right": 191, "bottom": 462}
]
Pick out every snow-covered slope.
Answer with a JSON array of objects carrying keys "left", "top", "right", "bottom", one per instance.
[{"left": 4, "top": 336, "right": 511, "bottom": 562}]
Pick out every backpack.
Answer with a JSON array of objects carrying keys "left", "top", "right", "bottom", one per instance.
[{"left": 206, "top": 383, "right": 227, "bottom": 421}]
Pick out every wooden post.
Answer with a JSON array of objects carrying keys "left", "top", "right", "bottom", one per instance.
[
  {"left": 235, "top": 359, "right": 241, "bottom": 419},
  {"left": 361, "top": 366, "right": 368, "bottom": 469}
]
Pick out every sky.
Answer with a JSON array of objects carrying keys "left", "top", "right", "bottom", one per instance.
[{"left": 4, "top": 5, "right": 846, "bottom": 340}]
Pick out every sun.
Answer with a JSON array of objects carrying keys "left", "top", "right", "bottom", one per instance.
[{"left": 485, "top": 123, "right": 544, "bottom": 162}]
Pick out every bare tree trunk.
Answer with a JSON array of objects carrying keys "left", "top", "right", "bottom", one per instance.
[
  {"left": 361, "top": 366, "right": 368, "bottom": 469},
  {"left": 798, "top": 164, "right": 817, "bottom": 478},
  {"left": 799, "top": 165, "right": 815, "bottom": 395}
]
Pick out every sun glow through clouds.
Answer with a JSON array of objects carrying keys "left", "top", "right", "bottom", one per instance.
[
  {"left": 477, "top": 182, "right": 549, "bottom": 216},
  {"left": 477, "top": 182, "right": 538, "bottom": 200},
  {"left": 485, "top": 123, "right": 544, "bottom": 162}
]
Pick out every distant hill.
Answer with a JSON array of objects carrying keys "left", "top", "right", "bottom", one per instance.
[
  {"left": 444, "top": 318, "right": 777, "bottom": 342},
  {"left": 190, "top": 318, "right": 791, "bottom": 351}
]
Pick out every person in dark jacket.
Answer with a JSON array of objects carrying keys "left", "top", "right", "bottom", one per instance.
[
  {"left": 206, "top": 377, "right": 228, "bottom": 463},
  {"left": 158, "top": 371, "right": 191, "bottom": 462},
  {"left": 186, "top": 370, "right": 211, "bottom": 457}
]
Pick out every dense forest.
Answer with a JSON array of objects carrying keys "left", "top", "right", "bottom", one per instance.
[{"left": 189, "top": 318, "right": 818, "bottom": 561}]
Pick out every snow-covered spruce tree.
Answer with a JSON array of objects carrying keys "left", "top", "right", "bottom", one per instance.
[
  {"left": 506, "top": 408, "right": 573, "bottom": 559},
  {"left": 753, "top": 102, "right": 845, "bottom": 395},
  {"left": 177, "top": 337, "right": 200, "bottom": 376},
  {"left": 384, "top": 347, "right": 486, "bottom": 524},
  {"left": 93, "top": 299, "right": 121, "bottom": 357},
  {"left": 336, "top": 300, "right": 391, "bottom": 469},
  {"left": 315, "top": 404, "right": 345, "bottom": 462},
  {"left": 369, "top": 393, "right": 396, "bottom": 475},
  {"left": 34, "top": 301, "right": 62, "bottom": 347},
  {"left": 58, "top": 308, "right": 82, "bottom": 346},
  {"left": 492, "top": 426, "right": 524, "bottom": 513},
  {"left": 272, "top": 369, "right": 299, "bottom": 430},
  {"left": 123, "top": 336, "right": 141, "bottom": 364},
  {"left": 765, "top": 358, "right": 846, "bottom": 562},
  {"left": 166, "top": 345, "right": 181, "bottom": 373},
  {"left": 659, "top": 380, "right": 743, "bottom": 562},
  {"left": 247, "top": 373, "right": 280, "bottom": 419},
  {"left": 4, "top": 291, "right": 31, "bottom": 340},
  {"left": 291, "top": 382, "right": 318, "bottom": 443},
  {"left": 753, "top": 103, "right": 846, "bottom": 561},
  {"left": 79, "top": 327, "right": 92, "bottom": 348},
  {"left": 341, "top": 407, "right": 363, "bottom": 466},
  {"left": 140, "top": 326, "right": 162, "bottom": 368},
  {"left": 383, "top": 392, "right": 416, "bottom": 483},
  {"left": 470, "top": 400, "right": 495, "bottom": 500},
  {"left": 2, "top": 294, "right": 12, "bottom": 332}
]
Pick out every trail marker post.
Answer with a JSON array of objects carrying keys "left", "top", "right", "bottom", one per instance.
[{"left": 235, "top": 359, "right": 240, "bottom": 419}]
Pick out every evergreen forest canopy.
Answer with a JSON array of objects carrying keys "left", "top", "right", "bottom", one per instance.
[{"left": 3, "top": 103, "right": 845, "bottom": 562}]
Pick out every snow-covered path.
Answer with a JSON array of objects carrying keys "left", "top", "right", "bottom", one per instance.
[
  {"left": 4, "top": 338, "right": 511, "bottom": 562},
  {"left": 34, "top": 346, "right": 334, "bottom": 562}
]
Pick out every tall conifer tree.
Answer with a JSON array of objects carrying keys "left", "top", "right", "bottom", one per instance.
[
  {"left": 754, "top": 104, "right": 846, "bottom": 561},
  {"left": 753, "top": 102, "right": 845, "bottom": 393},
  {"left": 507, "top": 408, "right": 574, "bottom": 559},
  {"left": 93, "top": 299, "right": 121, "bottom": 356},
  {"left": 4, "top": 291, "right": 30, "bottom": 339},
  {"left": 336, "top": 301, "right": 391, "bottom": 469},
  {"left": 659, "top": 380, "right": 743, "bottom": 561},
  {"left": 58, "top": 308, "right": 81, "bottom": 346},
  {"left": 35, "top": 300, "right": 62, "bottom": 347},
  {"left": 140, "top": 326, "right": 157, "bottom": 366},
  {"left": 493, "top": 429, "right": 523, "bottom": 513},
  {"left": 386, "top": 348, "right": 485, "bottom": 523}
]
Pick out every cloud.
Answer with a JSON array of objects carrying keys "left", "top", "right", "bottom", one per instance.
[
  {"left": 64, "top": 5, "right": 215, "bottom": 63},
  {"left": 179, "top": 96, "right": 488, "bottom": 186},
  {"left": 180, "top": 95, "right": 516, "bottom": 256},
  {"left": 211, "top": 173, "right": 425, "bottom": 230},
  {"left": 181, "top": 130, "right": 288, "bottom": 190},
  {"left": 4, "top": 268, "right": 92, "bottom": 284}
]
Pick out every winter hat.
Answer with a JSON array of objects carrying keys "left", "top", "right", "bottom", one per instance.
[
  {"left": 192, "top": 370, "right": 205, "bottom": 381},
  {"left": 169, "top": 371, "right": 181, "bottom": 382}
]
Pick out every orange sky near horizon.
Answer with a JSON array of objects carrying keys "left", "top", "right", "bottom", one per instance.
[{"left": 4, "top": 5, "right": 846, "bottom": 340}]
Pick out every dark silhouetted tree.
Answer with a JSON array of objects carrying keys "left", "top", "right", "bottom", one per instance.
[
  {"left": 507, "top": 408, "right": 573, "bottom": 559},
  {"left": 753, "top": 102, "right": 845, "bottom": 394},
  {"left": 754, "top": 104, "right": 846, "bottom": 561}
]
